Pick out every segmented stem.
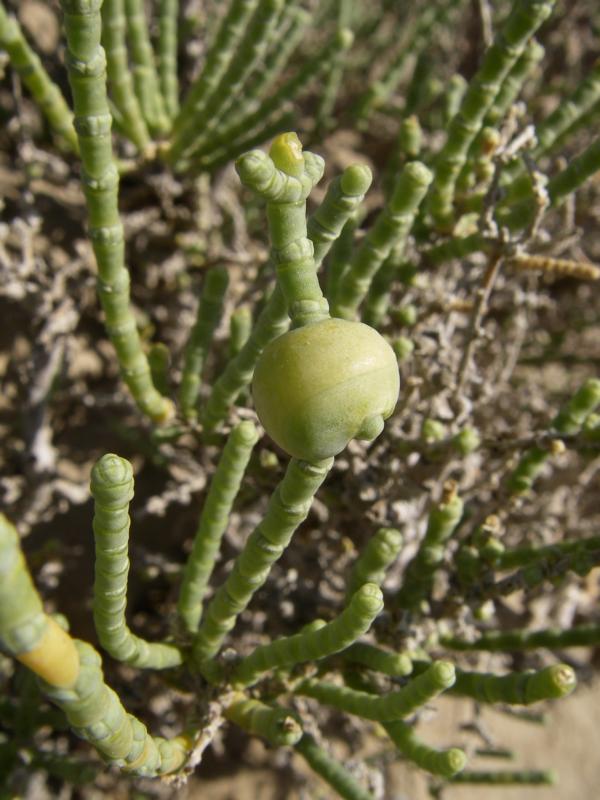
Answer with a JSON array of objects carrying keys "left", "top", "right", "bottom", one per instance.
[
  {"left": 395, "top": 483, "right": 463, "bottom": 609},
  {"left": 124, "top": 0, "right": 169, "bottom": 134},
  {"left": 297, "top": 660, "right": 455, "bottom": 721},
  {"left": 179, "top": 267, "right": 229, "bottom": 420},
  {"left": 342, "top": 642, "right": 413, "bottom": 678},
  {"left": 347, "top": 527, "right": 403, "bottom": 598},
  {"left": 355, "top": 0, "right": 457, "bottom": 123},
  {"left": 90, "top": 454, "right": 184, "bottom": 668},
  {"left": 225, "top": 695, "right": 302, "bottom": 746},
  {"left": 308, "top": 164, "right": 373, "bottom": 269},
  {"left": 100, "top": 0, "right": 151, "bottom": 151},
  {"left": 201, "top": 284, "right": 289, "bottom": 434},
  {"left": 187, "top": 28, "right": 354, "bottom": 168},
  {"left": 383, "top": 720, "right": 466, "bottom": 778},
  {"left": 236, "top": 134, "right": 328, "bottom": 327},
  {"left": 450, "top": 664, "right": 576, "bottom": 704},
  {"left": 233, "top": 583, "right": 383, "bottom": 686},
  {"left": 0, "top": 2, "right": 78, "bottom": 152},
  {"left": 228, "top": 306, "right": 253, "bottom": 357},
  {"left": 177, "top": 422, "right": 259, "bottom": 633},
  {"left": 170, "top": 0, "right": 259, "bottom": 151},
  {"left": 441, "top": 623, "right": 600, "bottom": 651},
  {"left": 450, "top": 770, "right": 555, "bottom": 785},
  {"left": 59, "top": 0, "right": 171, "bottom": 423},
  {"left": 174, "top": 0, "right": 285, "bottom": 161},
  {"left": 332, "top": 161, "right": 432, "bottom": 320},
  {"left": 191, "top": 457, "right": 333, "bottom": 665},
  {"left": 507, "top": 378, "right": 600, "bottom": 494},
  {"left": 427, "top": 0, "right": 556, "bottom": 228},
  {"left": 41, "top": 641, "right": 189, "bottom": 776},
  {"left": 0, "top": 515, "right": 79, "bottom": 689},
  {"left": 295, "top": 734, "right": 376, "bottom": 800},
  {"left": 158, "top": 0, "right": 179, "bottom": 118}
]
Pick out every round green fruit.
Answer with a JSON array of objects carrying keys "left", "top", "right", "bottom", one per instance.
[{"left": 252, "top": 318, "right": 400, "bottom": 461}]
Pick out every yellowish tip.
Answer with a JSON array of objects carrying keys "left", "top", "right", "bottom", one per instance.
[
  {"left": 269, "top": 132, "right": 304, "bottom": 177},
  {"left": 152, "top": 397, "right": 175, "bottom": 425}
]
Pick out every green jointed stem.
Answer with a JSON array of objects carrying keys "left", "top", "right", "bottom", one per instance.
[
  {"left": 507, "top": 378, "right": 600, "bottom": 494},
  {"left": 450, "top": 770, "right": 555, "bottom": 785},
  {"left": 297, "top": 660, "right": 455, "bottom": 722},
  {"left": 490, "top": 535, "right": 600, "bottom": 571},
  {"left": 179, "top": 267, "right": 229, "bottom": 420},
  {"left": 404, "top": 51, "right": 441, "bottom": 118},
  {"left": 236, "top": 136, "right": 328, "bottom": 327},
  {"left": 382, "top": 116, "right": 423, "bottom": 197},
  {"left": 295, "top": 734, "right": 376, "bottom": 800},
  {"left": 0, "top": 514, "right": 48, "bottom": 658},
  {"left": 551, "top": 377, "right": 600, "bottom": 433},
  {"left": 224, "top": 5, "right": 310, "bottom": 129},
  {"left": 383, "top": 720, "right": 466, "bottom": 778},
  {"left": 90, "top": 455, "right": 184, "bottom": 669},
  {"left": 225, "top": 695, "right": 302, "bottom": 746},
  {"left": 505, "top": 446, "right": 548, "bottom": 495},
  {"left": 176, "top": 0, "right": 285, "bottom": 161},
  {"left": 507, "top": 55, "right": 600, "bottom": 198},
  {"left": 467, "top": 546, "right": 600, "bottom": 602},
  {"left": 188, "top": 28, "right": 354, "bottom": 167},
  {"left": 177, "top": 422, "right": 259, "bottom": 634},
  {"left": 228, "top": 307, "right": 253, "bottom": 357},
  {"left": 148, "top": 342, "right": 170, "bottom": 396},
  {"left": 342, "top": 642, "right": 413, "bottom": 677},
  {"left": 347, "top": 527, "right": 403, "bottom": 597},
  {"left": 308, "top": 164, "right": 373, "bottom": 269},
  {"left": 504, "top": 135, "right": 600, "bottom": 229},
  {"left": 399, "top": 115, "right": 423, "bottom": 160},
  {"left": 332, "top": 161, "right": 432, "bottom": 320},
  {"left": 551, "top": 96, "right": 600, "bottom": 151},
  {"left": 355, "top": 0, "right": 456, "bottom": 122},
  {"left": 232, "top": 583, "right": 383, "bottom": 686},
  {"left": 395, "top": 486, "right": 463, "bottom": 609},
  {"left": 456, "top": 37, "right": 544, "bottom": 189},
  {"left": 362, "top": 242, "right": 405, "bottom": 327},
  {"left": 170, "top": 0, "right": 259, "bottom": 154},
  {"left": 487, "top": 38, "right": 545, "bottom": 124},
  {"left": 40, "top": 641, "right": 189, "bottom": 776},
  {"left": 158, "top": 0, "right": 179, "bottom": 118},
  {"left": 427, "top": 0, "right": 556, "bottom": 228},
  {"left": 316, "top": 0, "right": 353, "bottom": 128},
  {"left": 100, "top": 0, "right": 151, "bottom": 151},
  {"left": 124, "top": 0, "right": 169, "bottom": 133},
  {"left": 443, "top": 74, "right": 468, "bottom": 125},
  {"left": 450, "top": 664, "right": 576, "bottom": 704},
  {"left": 191, "top": 457, "right": 333, "bottom": 664},
  {"left": 60, "top": 0, "right": 171, "bottom": 424},
  {"left": 0, "top": 3, "right": 78, "bottom": 152},
  {"left": 441, "top": 623, "right": 600, "bottom": 651},
  {"left": 326, "top": 218, "right": 358, "bottom": 302},
  {"left": 201, "top": 285, "right": 289, "bottom": 433}
]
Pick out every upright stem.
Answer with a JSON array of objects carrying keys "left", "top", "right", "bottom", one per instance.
[
  {"left": 59, "top": 0, "right": 172, "bottom": 423},
  {"left": 0, "top": 3, "right": 78, "bottom": 152},
  {"left": 101, "top": 0, "right": 151, "bottom": 151}
]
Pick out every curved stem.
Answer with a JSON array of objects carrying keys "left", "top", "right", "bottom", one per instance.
[{"left": 91, "top": 454, "right": 184, "bottom": 669}]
